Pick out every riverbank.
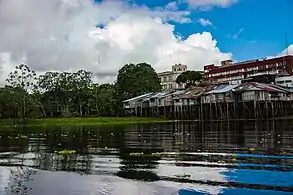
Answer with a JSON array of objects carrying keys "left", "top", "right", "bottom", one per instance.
[{"left": 0, "top": 117, "right": 170, "bottom": 127}]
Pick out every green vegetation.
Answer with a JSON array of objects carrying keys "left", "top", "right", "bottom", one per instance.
[
  {"left": 55, "top": 149, "right": 76, "bottom": 155},
  {"left": 176, "top": 70, "right": 203, "bottom": 88},
  {"left": 0, "top": 117, "right": 169, "bottom": 127},
  {"left": 0, "top": 62, "right": 162, "bottom": 125}
]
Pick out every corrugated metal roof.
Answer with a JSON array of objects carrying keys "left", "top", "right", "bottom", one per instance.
[
  {"left": 122, "top": 92, "right": 153, "bottom": 103},
  {"left": 253, "top": 83, "right": 284, "bottom": 92},
  {"left": 172, "top": 90, "right": 187, "bottom": 95},
  {"left": 234, "top": 82, "right": 287, "bottom": 93},
  {"left": 271, "top": 84, "right": 293, "bottom": 93},
  {"left": 206, "top": 84, "right": 240, "bottom": 94},
  {"left": 172, "top": 90, "right": 188, "bottom": 99},
  {"left": 150, "top": 92, "right": 171, "bottom": 99}
]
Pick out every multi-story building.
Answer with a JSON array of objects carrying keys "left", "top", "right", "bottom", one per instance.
[
  {"left": 203, "top": 55, "right": 293, "bottom": 84},
  {"left": 157, "top": 64, "right": 187, "bottom": 91}
]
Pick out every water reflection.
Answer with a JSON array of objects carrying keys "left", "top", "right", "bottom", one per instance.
[{"left": 0, "top": 119, "right": 293, "bottom": 194}]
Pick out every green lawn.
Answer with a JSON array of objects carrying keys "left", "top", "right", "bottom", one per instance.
[{"left": 0, "top": 117, "right": 171, "bottom": 127}]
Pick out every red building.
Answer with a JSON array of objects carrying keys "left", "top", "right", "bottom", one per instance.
[{"left": 203, "top": 55, "right": 293, "bottom": 84}]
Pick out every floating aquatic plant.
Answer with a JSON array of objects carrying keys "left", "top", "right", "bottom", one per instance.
[
  {"left": 8, "top": 134, "right": 28, "bottom": 139},
  {"left": 217, "top": 160, "right": 226, "bottom": 164},
  {"left": 55, "top": 149, "right": 76, "bottom": 155},
  {"left": 129, "top": 152, "right": 144, "bottom": 156},
  {"left": 151, "top": 152, "right": 162, "bottom": 157}
]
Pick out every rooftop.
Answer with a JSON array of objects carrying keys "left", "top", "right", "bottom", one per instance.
[
  {"left": 157, "top": 71, "right": 172, "bottom": 76},
  {"left": 206, "top": 55, "right": 293, "bottom": 70}
]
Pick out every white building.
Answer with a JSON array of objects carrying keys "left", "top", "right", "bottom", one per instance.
[
  {"left": 157, "top": 64, "right": 187, "bottom": 91},
  {"left": 275, "top": 76, "right": 293, "bottom": 88}
]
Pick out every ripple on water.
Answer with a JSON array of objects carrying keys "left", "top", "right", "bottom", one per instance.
[{"left": 0, "top": 120, "right": 293, "bottom": 194}]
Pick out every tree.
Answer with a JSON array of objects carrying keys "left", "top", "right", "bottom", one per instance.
[
  {"left": 176, "top": 70, "right": 203, "bottom": 88},
  {"left": 72, "top": 70, "right": 93, "bottom": 117},
  {"left": 115, "top": 63, "right": 161, "bottom": 101},
  {"left": 6, "top": 64, "right": 37, "bottom": 123},
  {"left": 89, "top": 84, "right": 116, "bottom": 116},
  {"left": 0, "top": 86, "right": 22, "bottom": 120},
  {"left": 38, "top": 71, "right": 63, "bottom": 117}
]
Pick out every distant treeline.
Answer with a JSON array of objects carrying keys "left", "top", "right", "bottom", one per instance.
[{"left": 0, "top": 63, "right": 164, "bottom": 123}]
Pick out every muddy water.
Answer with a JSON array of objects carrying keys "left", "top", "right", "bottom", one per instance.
[{"left": 0, "top": 120, "right": 293, "bottom": 195}]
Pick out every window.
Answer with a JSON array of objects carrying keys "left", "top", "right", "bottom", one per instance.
[
  {"left": 168, "top": 76, "right": 172, "bottom": 81},
  {"left": 169, "top": 84, "right": 172, "bottom": 89},
  {"left": 285, "top": 80, "right": 291, "bottom": 83},
  {"left": 163, "top": 76, "right": 167, "bottom": 82}
]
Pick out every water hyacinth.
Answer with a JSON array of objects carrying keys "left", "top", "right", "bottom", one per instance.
[
  {"left": 151, "top": 152, "right": 163, "bottom": 157},
  {"left": 8, "top": 134, "right": 28, "bottom": 139},
  {"left": 129, "top": 152, "right": 144, "bottom": 156},
  {"left": 55, "top": 149, "right": 76, "bottom": 155}
]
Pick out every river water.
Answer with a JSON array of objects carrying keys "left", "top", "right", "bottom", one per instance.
[{"left": 0, "top": 120, "right": 293, "bottom": 195}]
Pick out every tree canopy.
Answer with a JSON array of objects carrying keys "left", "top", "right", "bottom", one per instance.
[
  {"left": 176, "top": 70, "right": 203, "bottom": 88},
  {"left": 0, "top": 62, "right": 161, "bottom": 123},
  {"left": 115, "top": 63, "right": 161, "bottom": 101}
]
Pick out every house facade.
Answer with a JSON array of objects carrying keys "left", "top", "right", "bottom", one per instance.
[
  {"left": 157, "top": 64, "right": 187, "bottom": 91},
  {"left": 234, "top": 82, "right": 288, "bottom": 101},
  {"left": 201, "top": 84, "right": 240, "bottom": 103}
]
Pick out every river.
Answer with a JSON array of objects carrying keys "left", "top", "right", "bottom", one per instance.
[{"left": 0, "top": 119, "right": 293, "bottom": 195}]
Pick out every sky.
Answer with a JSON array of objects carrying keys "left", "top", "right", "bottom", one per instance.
[{"left": 0, "top": 0, "right": 292, "bottom": 84}]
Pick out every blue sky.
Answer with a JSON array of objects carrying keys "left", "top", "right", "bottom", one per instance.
[
  {"left": 130, "top": 0, "right": 293, "bottom": 61},
  {"left": 1, "top": 0, "right": 292, "bottom": 84}
]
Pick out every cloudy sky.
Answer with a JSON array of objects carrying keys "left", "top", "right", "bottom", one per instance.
[{"left": 0, "top": 0, "right": 292, "bottom": 84}]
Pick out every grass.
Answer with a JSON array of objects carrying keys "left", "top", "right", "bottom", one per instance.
[{"left": 0, "top": 117, "right": 171, "bottom": 127}]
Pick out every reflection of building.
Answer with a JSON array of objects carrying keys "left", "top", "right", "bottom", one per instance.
[
  {"left": 204, "top": 55, "right": 293, "bottom": 85},
  {"left": 158, "top": 64, "right": 187, "bottom": 91}
]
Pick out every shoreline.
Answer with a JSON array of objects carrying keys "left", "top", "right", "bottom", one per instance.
[
  {"left": 1, "top": 116, "right": 292, "bottom": 128},
  {"left": 0, "top": 117, "right": 172, "bottom": 127}
]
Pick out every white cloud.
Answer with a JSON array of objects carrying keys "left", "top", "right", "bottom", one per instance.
[
  {"left": 265, "top": 44, "right": 293, "bottom": 60},
  {"left": 0, "top": 0, "right": 232, "bottom": 85},
  {"left": 280, "top": 44, "right": 293, "bottom": 56},
  {"left": 165, "top": 1, "right": 178, "bottom": 11},
  {"left": 183, "top": 0, "right": 238, "bottom": 9},
  {"left": 197, "top": 18, "right": 213, "bottom": 26}
]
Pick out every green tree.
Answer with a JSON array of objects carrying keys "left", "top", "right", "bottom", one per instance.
[
  {"left": 115, "top": 63, "right": 161, "bottom": 101},
  {"left": 89, "top": 84, "right": 116, "bottom": 116},
  {"left": 38, "top": 72, "right": 63, "bottom": 117},
  {"left": 176, "top": 70, "right": 203, "bottom": 88},
  {"left": 6, "top": 64, "right": 37, "bottom": 123},
  {"left": 0, "top": 86, "right": 22, "bottom": 120},
  {"left": 72, "top": 70, "right": 93, "bottom": 117}
]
